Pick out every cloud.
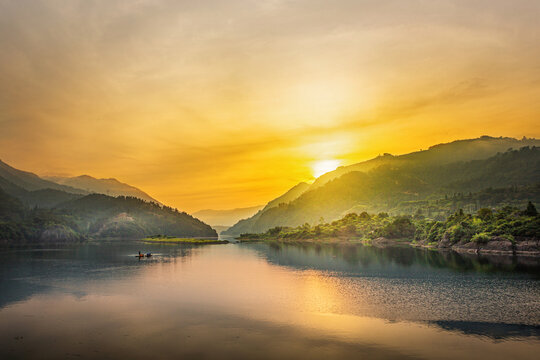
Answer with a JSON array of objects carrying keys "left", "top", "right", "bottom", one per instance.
[{"left": 1, "top": 0, "right": 539, "bottom": 211}]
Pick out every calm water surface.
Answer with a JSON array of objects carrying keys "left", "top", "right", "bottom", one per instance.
[{"left": 1, "top": 241, "right": 539, "bottom": 359}]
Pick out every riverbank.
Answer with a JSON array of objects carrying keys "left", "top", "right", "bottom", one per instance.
[
  {"left": 143, "top": 237, "right": 229, "bottom": 244},
  {"left": 239, "top": 236, "right": 411, "bottom": 248},
  {"left": 238, "top": 236, "right": 540, "bottom": 256},
  {"left": 236, "top": 204, "right": 540, "bottom": 256},
  {"left": 412, "top": 238, "right": 540, "bottom": 256}
]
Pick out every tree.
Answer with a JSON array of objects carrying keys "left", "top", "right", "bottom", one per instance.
[
  {"left": 525, "top": 201, "right": 538, "bottom": 216},
  {"left": 359, "top": 212, "right": 371, "bottom": 220},
  {"left": 343, "top": 224, "right": 357, "bottom": 236},
  {"left": 477, "top": 208, "right": 493, "bottom": 221}
]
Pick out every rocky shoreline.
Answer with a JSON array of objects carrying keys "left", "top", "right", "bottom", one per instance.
[
  {"left": 412, "top": 237, "right": 540, "bottom": 256},
  {"left": 239, "top": 236, "right": 540, "bottom": 257}
]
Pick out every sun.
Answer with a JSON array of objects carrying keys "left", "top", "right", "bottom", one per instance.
[{"left": 311, "top": 160, "right": 341, "bottom": 178}]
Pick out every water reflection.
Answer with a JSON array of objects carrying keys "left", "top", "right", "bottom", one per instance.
[
  {"left": 1, "top": 241, "right": 539, "bottom": 359},
  {"left": 252, "top": 242, "right": 540, "bottom": 276},
  {"left": 0, "top": 241, "right": 195, "bottom": 309},
  {"left": 429, "top": 321, "right": 540, "bottom": 340}
]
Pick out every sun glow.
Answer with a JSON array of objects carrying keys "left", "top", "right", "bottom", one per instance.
[{"left": 311, "top": 160, "right": 342, "bottom": 178}]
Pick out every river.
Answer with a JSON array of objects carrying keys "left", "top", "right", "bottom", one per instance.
[{"left": 1, "top": 240, "right": 539, "bottom": 359}]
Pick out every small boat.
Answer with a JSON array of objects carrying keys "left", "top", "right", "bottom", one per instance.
[{"left": 135, "top": 252, "right": 152, "bottom": 258}]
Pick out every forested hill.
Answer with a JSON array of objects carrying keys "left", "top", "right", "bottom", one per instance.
[
  {"left": 225, "top": 144, "right": 540, "bottom": 235},
  {"left": 0, "top": 190, "right": 217, "bottom": 243},
  {"left": 0, "top": 159, "right": 217, "bottom": 242},
  {"left": 58, "top": 194, "right": 217, "bottom": 239},
  {"left": 309, "top": 135, "right": 540, "bottom": 190}
]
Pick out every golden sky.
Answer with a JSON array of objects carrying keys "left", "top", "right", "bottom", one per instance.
[{"left": 1, "top": 0, "right": 540, "bottom": 212}]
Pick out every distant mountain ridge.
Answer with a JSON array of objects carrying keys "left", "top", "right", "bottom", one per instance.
[
  {"left": 223, "top": 182, "right": 310, "bottom": 235},
  {"left": 0, "top": 159, "right": 160, "bottom": 205},
  {"left": 224, "top": 136, "right": 540, "bottom": 235},
  {"left": 44, "top": 174, "right": 160, "bottom": 204},
  {"left": 0, "top": 159, "right": 87, "bottom": 195},
  {"left": 0, "top": 160, "right": 216, "bottom": 242},
  {"left": 193, "top": 205, "right": 264, "bottom": 227}
]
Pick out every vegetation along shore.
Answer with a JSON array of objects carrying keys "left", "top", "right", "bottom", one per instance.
[
  {"left": 143, "top": 235, "right": 228, "bottom": 244},
  {"left": 239, "top": 202, "right": 540, "bottom": 256}
]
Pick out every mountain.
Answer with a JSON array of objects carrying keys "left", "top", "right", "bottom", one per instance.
[
  {"left": 193, "top": 205, "right": 264, "bottom": 227},
  {"left": 308, "top": 136, "right": 540, "bottom": 190},
  {"left": 0, "top": 159, "right": 161, "bottom": 205},
  {"left": 0, "top": 187, "right": 84, "bottom": 243},
  {"left": 0, "top": 159, "right": 161, "bottom": 206},
  {"left": 44, "top": 175, "right": 160, "bottom": 204},
  {"left": 211, "top": 225, "right": 230, "bottom": 234},
  {"left": 0, "top": 190, "right": 217, "bottom": 243},
  {"left": 222, "top": 182, "right": 310, "bottom": 235},
  {"left": 0, "top": 187, "right": 25, "bottom": 222},
  {"left": 225, "top": 136, "right": 540, "bottom": 235},
  {"left": 57, "top": 194, "right": 217, "bottom": 239},
  {"left": 262, "top": 182, "right": 310, "bottom": 211},
  {"left": 0, "top": 159, "right": 87, "bottom": 194},
  {"left": 0, "top": 160, "right": 217, "bottom": 242},
  {"left": 0, "top": 174, "right": 83, "bottom": 208}
]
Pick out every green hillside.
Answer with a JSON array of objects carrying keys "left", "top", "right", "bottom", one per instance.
[
  {"left": 0, "top": 189, "right": 217, "bottom": 243},
  {"left": 0, "top": 176, "right": 83, "bottom": 208},
  {"left": 309, "top": 136, "right": 540, "bottom": 190},
  {"left": 0, "top": 161, "right": 217, "bottom": 243},
  {"left": 58, "top": 194, "right": 217, "bottom": 238},
  {"left": 0, "top": 187, "right": 84, "bottom": 243},
  {"left": 225, "top": 138, "right": 540, "bottom": 235},
  {"left": 239, "top": 201, "right": 540, "bottom": 255},
  {"left": 223, "top": 182, "right": 310, "bottom": 235}
]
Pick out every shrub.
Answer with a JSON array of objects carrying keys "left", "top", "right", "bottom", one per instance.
[
  {"left": 497, "top": 234, "right": 515, "bottom": 243},
  {"left": 471, "top": 232, "right": 490, "bottom": 243},
  {"left": 477, "top": 208, "right": 493, "bottom": 221},
  {"left": 445, "top": 223, "right": 474, "bottom": 244}
]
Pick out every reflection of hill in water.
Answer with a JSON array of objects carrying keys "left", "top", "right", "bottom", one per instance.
[
  {"left": 430, "top": 320, "right": 540, "bottom": 340},
  {"left": 248, "top": 242, "right": 540, "bottom": 277},
  {"left": 0, "top": 280, "right": 52, "bottom": 310},
  {"left": 246, "top": 242, "right": 540, "bottom": 339},
  {"left": 0, "top": 242, "right": 194, "bottom": 309}
]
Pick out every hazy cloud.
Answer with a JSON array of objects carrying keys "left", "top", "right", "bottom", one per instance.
[{"left": 1, "top": 0, "right": 539, "bottom": 210}]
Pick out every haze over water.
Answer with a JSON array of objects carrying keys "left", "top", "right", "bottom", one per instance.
[{"left": 1, "top": 241, "right": 539, "bottom": 359}]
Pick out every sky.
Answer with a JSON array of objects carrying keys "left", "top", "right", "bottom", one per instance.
[{"left": 1, "top": 0, "right": 539, "bottom": 212}]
